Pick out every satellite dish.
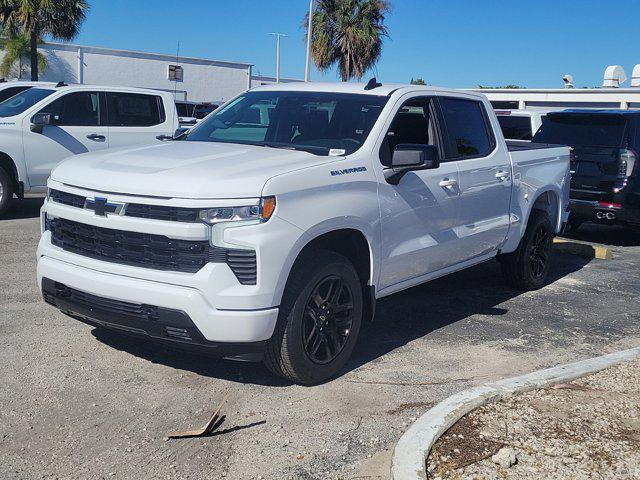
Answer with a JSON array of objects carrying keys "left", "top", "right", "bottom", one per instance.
[
  {"left": 562, "top": 74, "right": 574, "bottom": 89},
  {"left": 632, "top": 64, "right": 640, "bottom": 87},
  {"left": 603, "top": 65, "right": 627, "bottom": 88}
]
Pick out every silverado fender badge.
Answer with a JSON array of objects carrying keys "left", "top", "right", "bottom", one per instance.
[{"left": 330, "top": 166, "right": 367, "bottom": 177}]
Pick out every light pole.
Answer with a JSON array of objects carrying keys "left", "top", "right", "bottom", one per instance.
[
  {"left": 304, "top": 0, "right": 314, "bottom": 82},
  {"left": 269, "top": 32, "right": 287, "bottom": 83}
]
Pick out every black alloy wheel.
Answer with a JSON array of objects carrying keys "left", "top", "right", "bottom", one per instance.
[
  {"left": 529, "top": 225, "right": 551, "bottom": 279},
  {"left": 302, "top": 275, "right": 355, "bottom": 365}
]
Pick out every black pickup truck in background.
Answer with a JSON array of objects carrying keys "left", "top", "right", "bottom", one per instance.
[{"left": 532, "top": 110, "right": 640, "bottom": 230}]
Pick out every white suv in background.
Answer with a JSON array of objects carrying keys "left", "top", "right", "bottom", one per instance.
[
  {"left": 0, "top": 84, "right": 178, "bottom": 215},
  {"left": 494, "top": 109, "right": 552, "bottom": 140}
]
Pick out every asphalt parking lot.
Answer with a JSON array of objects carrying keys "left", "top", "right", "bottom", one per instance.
[{"left": 1, "top": 198, "right": 639, "bottom": 480}]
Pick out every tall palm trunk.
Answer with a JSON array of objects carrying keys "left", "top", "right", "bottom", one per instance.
[{"left": 29, "top": 28, "right": 38, "bottom": 80}]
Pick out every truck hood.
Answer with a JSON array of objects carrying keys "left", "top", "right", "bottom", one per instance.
[{"left": 51, "top": 141, "right": 330, "bottom": 199}]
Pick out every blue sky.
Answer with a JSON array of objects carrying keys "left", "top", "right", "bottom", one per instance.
[{"left": 73, "top": 0, "right": 640, "bottom": 88}]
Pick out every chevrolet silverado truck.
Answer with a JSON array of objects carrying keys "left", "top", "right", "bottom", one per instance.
[{"left": 37, "top": 82, "right": 570, "bottom": 385}]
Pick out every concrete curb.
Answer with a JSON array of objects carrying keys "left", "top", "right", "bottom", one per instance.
[
  {"left": 553, "top": 238, "right": 613, "bottom": 260},
  {"left": 390, "top": 346, "right": 640, "bottom": 480}
]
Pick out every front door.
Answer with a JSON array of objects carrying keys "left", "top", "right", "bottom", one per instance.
[
  {"left": 23, "top": 90, "right": 109, "bottom": 187},
  {"left": 438, "top": 96, "right": 512, "bottom": 261},
  {"left": 377, "top": 96, "right": 462, "bottom": 291}
]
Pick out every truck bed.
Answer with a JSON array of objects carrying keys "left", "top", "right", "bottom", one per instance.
[{"left": 507, "top": 140, "right": 566, "bottom": 151}]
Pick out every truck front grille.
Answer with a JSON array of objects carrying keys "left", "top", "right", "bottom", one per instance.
[
  {"left": 47, "top": 217, "right": 210, "bottom": 273},
  {"left": 48, "top": 189, "right": 201, "bottom": 223},
  {"left": 45, "top": 217, "right": 257, "bottom": 283}
]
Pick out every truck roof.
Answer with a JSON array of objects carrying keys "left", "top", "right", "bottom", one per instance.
[
  {"left": 37, "top": 83, "right": 174, "bottom": 97},
  {"left": 251, "top": 81, "right": 487, "bottom": 99}
]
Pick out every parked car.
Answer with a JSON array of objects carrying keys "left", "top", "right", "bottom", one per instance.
[
  {"left": 0, "top": 84, "right": 178, "bottom": 215},
  {"left": 495, "top": 109, "right": 551, "bottom": 140},
  {"left": 193, "top": 102, "right": 219, "bottom": 119},
  {"left": 532, "top": 110, "right": 640, "bottom": 230},
  {"left": 175, "top": 100, "right": 198, "bottom": 126},
  {"left": 37, "top": 82, "right": 570, "bottom": 385}
]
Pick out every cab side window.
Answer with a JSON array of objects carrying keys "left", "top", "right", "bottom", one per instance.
[
  {"left": 438, "top": 97, "right": 494, "bottom": 159},
  {"left": 40, "top": 91, "right": 100, "bottom": 126},
  {"left": 106, "top": 92, "right": 164, "bottom": 127},
  {"left": 380, "top": 98, "right": 439, "bottom": 167}
]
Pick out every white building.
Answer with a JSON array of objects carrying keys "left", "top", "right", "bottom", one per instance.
[
  {"left": 476, "top": 87, "right": 640, "bottom": 111},
  {"left": 475, "top": 65, "right": 640, "bottom": 111},
  {"left": 2, "top": 41, "right": 300, "bottom": 103}
]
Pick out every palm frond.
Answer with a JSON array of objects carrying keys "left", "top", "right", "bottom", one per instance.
[{"left": 308, "top": 0, "right": 390, "bottom": 82}]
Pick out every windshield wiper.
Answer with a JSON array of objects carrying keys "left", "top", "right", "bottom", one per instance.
[{"left": 260, "top": 142, "right": 330, "bottom": 156}]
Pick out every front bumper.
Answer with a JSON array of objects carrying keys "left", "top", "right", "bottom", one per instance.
[
  {"left": 37, "top": 249, "right": 279, "bottom": 344},
  {"left": 41, "top": 278, "right": 266, "bottom": 359}
]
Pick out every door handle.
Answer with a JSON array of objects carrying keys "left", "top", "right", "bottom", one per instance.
[
  {"left": 439, "top": 178, "right": 458, "bottom": 188},
  {"left": 495, "top": 171, "right": 510, "bottom": 181},
  {"left": 156, "top": 134, "right": 173, "bottom": 141},
  {"left": 86, "top": 134, "right": 106, "bottom": 141}
]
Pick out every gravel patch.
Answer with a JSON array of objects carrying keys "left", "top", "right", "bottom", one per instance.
[{"left": 427, "top": 359, "right": 640, "bottom": 479}]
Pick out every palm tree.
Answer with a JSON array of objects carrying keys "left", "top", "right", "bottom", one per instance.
[
  {"left": 0, "top": 0, "right": 89, "bottom": 81},
  {"left": 0, "top": 31, "right": 45, "bottom": 78},
  {"left": 307, "top": 0, "right": 390, "bottom": 82}
]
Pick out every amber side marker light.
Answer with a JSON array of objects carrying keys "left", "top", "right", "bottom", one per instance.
[{"left": 261, "top": 196, "right": 276, "bottom": 221}]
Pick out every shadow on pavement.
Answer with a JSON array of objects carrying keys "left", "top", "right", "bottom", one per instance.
[
  {"left": 0, "top": 197, "right": 44, "bottom": 220},
  {"left": 346, "top": 251, "right": 592, "bottom": 375},
  {"left": 92, "top": 250, "right": 592, "bottom": 386},
  {"left": 561, "top": 223, "right": 640, "bottom": 247}
]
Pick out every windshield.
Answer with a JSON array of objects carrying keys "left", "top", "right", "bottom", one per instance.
[
  {"left": 0, "top": 87, "right": 55, "bottom": 117},
  {"left": 532, "top": 114, "right": 628, "bottom": 147},
  {"left": 185, "top": 91, "right": 389, "bottom": 155}
]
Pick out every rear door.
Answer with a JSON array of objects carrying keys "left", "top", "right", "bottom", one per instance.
[
  {"left": 105, "top": 91, "right": 173, "bottom": 148},
  {"left": 533, "top": 113, "right": 629, "bottom": 200},
  {"left": 23, "top": 90, "right": 109, "bottom": 187},
  {"left": 438, "top": 96, "right": 512, "bottom": 261}
]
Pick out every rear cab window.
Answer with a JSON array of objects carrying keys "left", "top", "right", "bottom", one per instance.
[
  {"left": 496, "top": 114, "right": 533, "bottom": 140},
  {"left": 438, "top": 97, "right": 495, "bottom": 159},
  {"left": 106, "top": 92, "right": 165, "bottom": 127}
]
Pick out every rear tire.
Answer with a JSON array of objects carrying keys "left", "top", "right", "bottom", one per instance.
[
  {"left": 500, "top": 210, "right": 554, "bottom": 291},
  {"left": 0, "top": 167, "right": 14, "bottom": 216},
  {"left": 264, "top": 249, "right": 363, "bottom": 385}
]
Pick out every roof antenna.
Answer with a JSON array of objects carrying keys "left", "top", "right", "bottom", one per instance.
[
  {"left": 364, "top": 77, "right": 382, "bottom": 90},
  {"left": 55, "top": 81, "right": 67, "bottom": 88}
]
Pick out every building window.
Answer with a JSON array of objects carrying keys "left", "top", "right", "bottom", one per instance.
[{"left": 168, "top": 64, "right": 184, "bottom": 82}]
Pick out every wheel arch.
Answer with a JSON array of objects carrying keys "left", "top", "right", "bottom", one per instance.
[
  {"left": 529, "top": 188, "right": 561, "bottom": 233},
  {"left": 276, "top": 225, "right": 377, "bottom": 322},
  {"left": 0, "top": 151, "right": 21, "bottom": 197}
]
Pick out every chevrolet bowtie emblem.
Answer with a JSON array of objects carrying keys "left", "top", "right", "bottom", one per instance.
[{"left": 85, "top": 197, "right": 123, "bottom": 216}]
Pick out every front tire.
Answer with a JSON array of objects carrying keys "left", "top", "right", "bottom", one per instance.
[
  {"left": 500, "top": 210, "right": 554, "bottom": 291},
  {"left": 0, "top": 167, "right": 14, "bottom": 216},
  {"left": 264, "top": 249, "right": 363, "bottom": 385}
]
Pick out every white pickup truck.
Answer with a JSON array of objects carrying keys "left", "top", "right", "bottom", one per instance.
[
  {"left": 37, "top": 82, "right": 570, "bottom": 385},
  {"left": 0, "top": 83, "right": 178, "bottom": 215}
]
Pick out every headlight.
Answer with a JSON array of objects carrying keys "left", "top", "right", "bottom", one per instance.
[{"left": 198, "top": 196, "right": 276, "bottom": 225}]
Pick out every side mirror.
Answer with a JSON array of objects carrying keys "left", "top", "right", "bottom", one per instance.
[
  {"left": 384, "top": 144, "right": 440, "bottom": 184},
  {"left": 30, "top": 113, "right": 51, "bottom": 133}
]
